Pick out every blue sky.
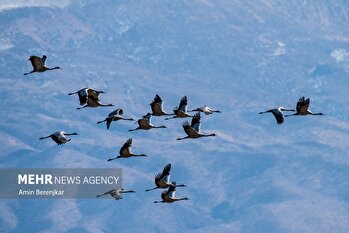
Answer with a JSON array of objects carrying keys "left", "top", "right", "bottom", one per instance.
[{"left": 0, "top": 0, "right": 349, "bottom": 232}]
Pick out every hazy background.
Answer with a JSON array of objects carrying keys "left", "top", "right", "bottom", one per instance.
[{"left": 0, "top": 0, "right": 349, "bottom": 232}]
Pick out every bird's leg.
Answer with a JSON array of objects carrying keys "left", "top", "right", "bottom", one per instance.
[
  {"left": 76, "top": 105, "right": 88, "bottom": 110},
  {"left": 134, "top": 154, "right": 148, "bottom": 157},
  {"left": 145, "top": 187, "right": 159, "bottom": 192},
  {"left": 97, "top": 119, "right": 107, "bottom": 124},
  {"left": 96, "top": 192, "right": 109, "bottom": 198},
  {"left": 121, "top": 190, "right": 135, "bottom": 193}
]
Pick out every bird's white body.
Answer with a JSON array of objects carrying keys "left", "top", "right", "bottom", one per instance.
[
  {"left": 192, "top": 106, "right": 221, "bottom": 115},
  {"left": 96, "top": 188, "right": 135, "bottom": 200}
]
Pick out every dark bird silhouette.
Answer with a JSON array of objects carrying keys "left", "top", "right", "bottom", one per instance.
[
  {"left": 145, "top": 163, "right": 186, "bottom": 192},
  {"left": 97, "top": 108, "right": 134, "bottom": 129},
  {"left": 39, "top": 131, "right": 78, "bottom": 145},
  {"left": 107, "top": 138, "right": 147, "bottom": 161},
  {"left": 129, "top": 113, "right": 166, "bottom": 131},
  {"left": 177, "top": 113, "right": 216, "bottom": 140},
  {"left": 68, "top": 88, "right": 104, "bottom": 106},
  {"left": 24, "top": 55, "right": 60, "bottom": 75},
  {"left": 76, "top": 97, "right": 113, "bottom": 110},
  {"left": 150, "top": 94, "right": 173, "bottom": 116},
  {"left": 153, "top": 182, "right": 189, "bottom": 203}
]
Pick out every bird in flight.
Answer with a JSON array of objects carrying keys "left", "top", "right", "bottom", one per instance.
[
  {"left": 145, "top": 163, "right": 186, "bottom": 192},
  {"left": 150, "top": 94, "right": 173, "bottom": 116},
  {"left": 177, "top": 113, "right": 216, "bottom": 140},
  {"left": 153, "top": 183, "right": 189, "bottom": 203},
  {"left": 97, "top": 108, "right": 134, "bottom": 129},
  {"left": 129, "top": 113, "right": 167, "bottom": 131},
  {"left": 165, "top": 96, "right": 192, "bottom": 120},
  {"left": 107, "top": 138, "right": 147, "bottom": 161},
  {"left": 96, "top": 188, "right": 135, "bottom": 200},
  {"left": 190, "top": 105, "right": 221, "bottom": 115},
  {"left": 285, "top": 96, "right": 324, "bottom": 117},
  {"left": 259, "top": 107, "right": 295, "bottom": 124},
  {"left": 39, "top": 131, "right": 78, "bottom": 145},
  {"left": 24, "top": 55, "right": 60, "bottom": 75}
]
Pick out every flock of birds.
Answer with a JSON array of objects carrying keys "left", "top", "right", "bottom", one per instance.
[{"left": 26, "top": 54, "right": 324, "bottom": 202}]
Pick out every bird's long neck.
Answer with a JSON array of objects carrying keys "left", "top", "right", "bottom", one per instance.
[
  {"left": 123, "top": 118, "right": 134, "bottom": 121},
  {"left": 39, "top": 135, "right": 51, "bottom": 140},
  {"left": 153, "top": 125, "right": 166, "bottom": 129},
  {"left": 312, "top": 112, "right": 324, "bottom": 115},
  {"left": 259, "top": 110, "right": 270, "bottom": 114},
  {"left": 68, "top": 91, "right": 78, "bottom": 95},
  {"left": 129, "top": 127, "right": 140, "bottom": 132},
  {"left": 174, "top": 184, "right": 186, "bottom": 187},
  {"left": 133, "top": 153, "right": 147, "bottom": 157},
  {"left": 202, "top": 133, "right": 215, "bottom": 137},
  {"left": 98, "top": 103, "right": 113, "bottom": 107},
  {"left": 47, "top": 66, "right": 60, "bottom": 70},
  {"left": 107, "top": 157, "right": 119, "bottom": 162},
  {"left": 96, "top": 193, "right": 108, "bottom": 198},
  {"left": 76, "top": 105, "right": 88, "bottom": 110},
  {"left": 121, "top": 190, "right": 134, "bottom": 193},
  {"left": 64, "top": 133, "right": 77, "bottom": 136},
  {"left": 177, "top": 136, "right": 189, "bottom": 140}
]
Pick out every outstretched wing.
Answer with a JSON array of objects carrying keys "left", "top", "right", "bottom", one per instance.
[
  {"left": 182, "top": 121, "right": 199, "bottom": 137},
  {"left": 30, "top": 56, "right": 45, "bottom": 70},
  {"left": 178, "top": 96, "right": 188, "bottom": 112},
  {"left": 168, "top": 182, "right": 176, "bottom": 198},
  {"left": 120, "top": 138, "right": 132, "bottom": 155},
  {"left": 150, "top": 94, "right": 164, "bottom": 114},
  {"left": 87, "top": 88, "right": 101, "bottom": 102},
  {"left": 271, "top": 110, "right": 284, "bottom": 124},
  {"left": 152, "top": 94, "right": 162, "bottom": 104},
  {"left": 109, "top": 108, "right": 123, "bottom": 118},
  {"left": 143, "top": 113, "right": 152, "bottom": 123},
  {"left": 160, "top": 163, "right": 171, "bottom": 182},
  {"left": 296, "top": 96, "right": 310, "bottom": 113},
  {"left": 191, "top": 113, "right": 201, "bottom": 132},
  {"left": 41, "top": 55, "right": 47, "bottom": 65}
]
